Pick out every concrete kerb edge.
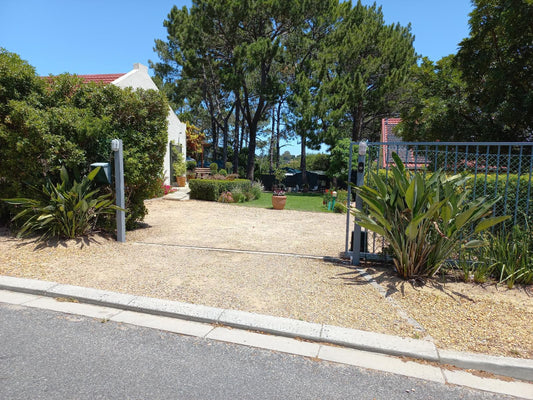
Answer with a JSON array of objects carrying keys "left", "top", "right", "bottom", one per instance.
[{"left": 0, "top": 275, "right": 531, "bottom": 382}]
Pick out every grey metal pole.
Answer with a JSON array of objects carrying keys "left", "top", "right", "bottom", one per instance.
[
  {"left": 111, "top": 139, "right": 126, "bottom": 243},
  {"left": 351, "top": 140, "right": 368, "bottom": 266}
]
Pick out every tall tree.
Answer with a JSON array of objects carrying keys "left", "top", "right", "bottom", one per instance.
[
  {"left": 319, "top": 1, "right": 416, "bottom": 144},
  {"left": 397, "top": 55, "right": 484, "bottom": 142},
  {"left": 457, "top": 0, "right": 533, "bottom": 141}
]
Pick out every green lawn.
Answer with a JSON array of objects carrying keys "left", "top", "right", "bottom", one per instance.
[{"left": 234, "top": 192, "right": 331, "bottom": 213}]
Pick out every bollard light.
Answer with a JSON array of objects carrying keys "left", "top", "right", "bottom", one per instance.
[
  {"left": 358, "top": 140, "right": 368, "bottom": 156},
  {"left": 332, "top": 191, "right": 337, "bottom": 198}
]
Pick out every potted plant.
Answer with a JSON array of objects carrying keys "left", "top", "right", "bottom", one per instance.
[
  {"left": 172, "top": 150, "right": 187, "bottom": 187},
  {"left": 272, "top": 189, "right": 287, "bottom": 210}
]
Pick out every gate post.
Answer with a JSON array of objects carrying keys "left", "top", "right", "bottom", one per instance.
[
  {"left": 111, "top": 139, "right": 126, "bottom": 243},
  {"left": 351, "top": 140, "right": 368, "bottom": 265}
]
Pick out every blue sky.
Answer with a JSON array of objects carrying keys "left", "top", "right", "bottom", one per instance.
[{"left": 0, "top": 0, "right": 473, "bottom": 155}]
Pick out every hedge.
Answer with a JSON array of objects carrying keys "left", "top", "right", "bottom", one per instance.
[{"left": 189, "top": 179, "right": 252, "bottom": 201}]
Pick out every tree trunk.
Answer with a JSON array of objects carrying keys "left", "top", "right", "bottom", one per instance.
[
  {"left": 269, "top": 107, "right": 275, "bottom": 173},
  {"left": 246, "top": 121, "right": 257, "bottom": 181},
  {"left": 300, "top": 133, "right": 308, "bottom": 186},
  {"left": 233, "top": 96, "right": 240, "bottom": 174},
  {"left": 211, "top": 116, "right": 218, "bottom": 163},
  {"left": 223, "top": 118, "right": 228, "bottom": 167},
  {"left": 275, "top": 101, "right": 282, "bottom": 168}
]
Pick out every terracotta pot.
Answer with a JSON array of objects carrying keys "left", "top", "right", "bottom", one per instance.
[
  {"left": 272, "top": 195, "right": 287, "bottom": 210},
  {"left": 176, "top": 176, "right": 187, "bottom": 187}
]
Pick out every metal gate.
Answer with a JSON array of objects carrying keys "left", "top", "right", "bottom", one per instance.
[{"left": 345, "top": 141, "right": 533, "bottom": 265}]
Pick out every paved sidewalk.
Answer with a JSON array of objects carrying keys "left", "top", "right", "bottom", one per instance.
[{"left": 1, "top": 275, "right": 532, "bottom": 399}]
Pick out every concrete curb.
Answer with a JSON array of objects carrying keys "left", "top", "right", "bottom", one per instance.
[{"left": 1, "top": 275, "right": 532, "bottom": 382}]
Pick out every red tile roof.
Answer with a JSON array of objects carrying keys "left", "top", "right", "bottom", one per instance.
[
  {"left": 380, "top": 118, "right": 428, "bottom": 169},
  {"left": 78, "top": 73, "right": 126, "bottom": 84},
  {"left": 381, "top": 118, "right": 402, "bottom": 143}
]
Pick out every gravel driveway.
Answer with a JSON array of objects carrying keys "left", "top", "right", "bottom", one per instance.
[{"left": 1, "top": 198, "right": 531, "bottom": 359}]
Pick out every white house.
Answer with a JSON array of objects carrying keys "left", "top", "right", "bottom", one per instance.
[{"left": 80, "top": 63, "right": 187, "bottom": 185}]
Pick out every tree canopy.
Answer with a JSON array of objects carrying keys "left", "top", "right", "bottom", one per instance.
[
  {"left": 400, "top": 0, "right": 533, "bottom": 143},
  {"left": 152, "top": 0, "right": 416, "bottom": 180}
]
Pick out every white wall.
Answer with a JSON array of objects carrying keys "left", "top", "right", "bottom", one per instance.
[{"left": 112, "top": 63, "right": 187, "bottom": 185}]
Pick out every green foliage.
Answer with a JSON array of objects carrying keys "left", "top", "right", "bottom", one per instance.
[
  {"left": 230, "top": 186, "right": 246, "bottom": 203},
  {"left": 189, "top": 179, "right": 252, "bottom": 201},
  {"left": 3, "top": 166, "right": 119, "bottom": 239},
  {"left": 461, "top": 220, "right": 533, "bottom": 288},
  {"left": 306, "top": 153, "right": 329, "bottom": 171},
  {"left": 218, "top": 168, "right": 227, "bottom": 176},
  {"left": 209, "top": 163, "right": 218, "bottom": 174},
  {"left": 397, "top": 56, "right": 482, "bottom": 142},
  {"left": 486, "top": 222, "right": 533, "bottom": 288},
  {"left": 318, "top": 1, "right": 416, "bottom": 143},
  {"left": 333, "top": 202, "right": 346, "bottom": 214},
  {"left": 457, "top": 0, "right": 533, "bottom": 141},
  {"left": 352, "top": 153, "right": 510, "bottom": 279},
  {"left": 186, "top": 160, "right": 197, "bottom": 172},
  {"left": 171, "top": 146, "right": 186, "bottom": 178},
  {"left": 273, "top": 168, "right": 286, "bottom": 184},
  {"left": 250, "top": 181, "right": 263, "bottom": 201},
  {"left": 327, "top": 139, "right": 356, "bottom": 181},
  {"left": 0, "top": 53, "right": 168, "bottom": 229}
]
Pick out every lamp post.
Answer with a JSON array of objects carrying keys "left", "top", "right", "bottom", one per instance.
[{"left": 111, "top": 139, "right": 125, "bottom": 243}]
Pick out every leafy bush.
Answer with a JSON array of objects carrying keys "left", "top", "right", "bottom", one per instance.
[
  {"left": 3, "top": 166, "right": 119, "bottom": 239},
  {"left": 231, "top": 187, "right": 246, "bottom": 203},
  {"left": 189, "top": 179, "right": 252, "bottom": 201},
  {"left": 461, "top": 220, "right": 533, "bottom": 288},
  {"left": 210, "top": 163, "right": 218, "bottom": 173},
  {"left": 352, "top": 153, "right": 509, "bottom": 279},
  {"left": 217, "top": 191, "right": 234, "bottom": 203},
  {"left": 371, "top": 169, "right": 531, "bottom": 228},
  {"left": 0, "top": 51, "right": 168, "bottom": 229},
  {"left": 219, "top": 168, "right": 228, "bottom": 176},
  {"left": 250, "top": 181, "right": 263, "bottom": 200},
  {"left": 186, "top": 160, "right": 197, "bottom": 172},
  {"left": 333, "top": 202, "right": 346, "bottom": 213}
]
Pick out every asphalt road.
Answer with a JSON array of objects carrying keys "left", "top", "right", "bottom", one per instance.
[{"left": 0, "top": 303, "right": 515, "bottom": 400}]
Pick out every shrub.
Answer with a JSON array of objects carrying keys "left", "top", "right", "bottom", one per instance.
[
  {"left": 225, "top": 161, "right": 233, "bottom": 172},
  {"left": 333, "top": 202, "right": 346, "bottom": 213},
  {"left": 352, "top": 153, "right": 510, "bottom": 279},
  {"left": 477, "top": 221, "right": 532, "bottom": 288},
  {"left": 231, "top": 187, "right": 246, "bottom": 203},
  {"left": 218, "top": 191, "right": 234, "bottom": 203},
  {"left": 210, "top": 163, "right": 218, "bottom": 174},
  {"left": 250, "top": 181, "right": 263, "bottom": 200},
  {"left": 0, "top": 54, "right": 168, "bottom": 229},
  {"left": 189, "top": 179, "right": 252, "bottom": 201},
  {"left": 2, "top": 166, "right": 119, "bottom": 239},
  {"left": 219, "top": 168, "right": 228, "bottom": 176},
  {"left": 186, "top": 160, "right": 197, "bottom": 172}
]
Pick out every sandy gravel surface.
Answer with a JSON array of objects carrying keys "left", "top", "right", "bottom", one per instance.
[{"left": 1, "top": 198, "right": 531, "bottom": 359}]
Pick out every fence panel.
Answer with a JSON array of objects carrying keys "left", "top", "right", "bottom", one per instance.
[{"left": 354, "top": 142, "right": 533, "bottom": 260}]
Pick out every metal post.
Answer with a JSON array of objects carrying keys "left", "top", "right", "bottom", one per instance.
[
  {"left": 111, "top": 139, "right": 125, "bottom": 243},
  {"left": 352, "top": 140, "right": 368, "bottom": 266},
  {"left": 344, "top": 142, "right": 355, "bottom": 254}
]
